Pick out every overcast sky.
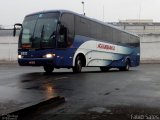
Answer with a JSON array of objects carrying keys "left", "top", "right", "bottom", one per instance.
[{"left": 0, "top": 0, "right": 160, "bottom": 27}]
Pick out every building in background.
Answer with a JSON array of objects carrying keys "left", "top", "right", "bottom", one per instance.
[{"left": 109, "top": 20, "right": 160, "bottom": 62}]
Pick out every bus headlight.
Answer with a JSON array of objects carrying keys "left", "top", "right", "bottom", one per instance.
[
  {"left": 43, "top": 54, "right": 55, "bottom": 58},
  {"left": 18, "top": 55, "right": 22, "bottom": 59}
]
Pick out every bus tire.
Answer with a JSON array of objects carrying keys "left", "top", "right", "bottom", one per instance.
[
  {"left": 100, "top": 67, "right": 110, "bottom": 72},
  {"left": 119, "top": 60, "right": 130, "bottom": 71},
  {"left": 43, "top": 66, "right": 54, "bottom": 73},
  {"left": 72, "top": 56, "right": 82, "bottom": 73}
]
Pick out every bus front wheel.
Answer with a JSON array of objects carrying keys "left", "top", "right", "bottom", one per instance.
[
  {"left": 43, "top": 66, "right": 54, "bottom": 73},
  {"left": 73, "top": 56, "right": 82, "bottom": 73}
]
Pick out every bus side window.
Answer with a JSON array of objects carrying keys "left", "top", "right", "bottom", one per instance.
[{"left": 61, "top": 13, "right": 74, "bottom": 47}]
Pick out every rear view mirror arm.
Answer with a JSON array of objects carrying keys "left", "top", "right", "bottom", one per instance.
[{"left": 13, "top": 23, "right": 22, "bottom": 37}]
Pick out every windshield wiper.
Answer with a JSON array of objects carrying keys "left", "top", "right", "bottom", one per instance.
[
  {"left": 49, "top": 30, "right": 56, "bottom": 39},
  {"left": 41, "top": 25, "right": 45, "bottom": 39}
]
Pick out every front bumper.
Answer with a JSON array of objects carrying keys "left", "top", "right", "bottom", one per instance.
[{"left": 18, "top": 58, "right": 55, "bottom": 66}]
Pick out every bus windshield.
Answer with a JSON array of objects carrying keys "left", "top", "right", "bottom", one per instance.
[{"left": 20, "top": 12, "right": 59, "bottom": 49}]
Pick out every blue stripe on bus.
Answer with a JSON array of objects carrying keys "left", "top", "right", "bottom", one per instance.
[{"left": 18, "top": 35, "right": 140, "bottom": 68}]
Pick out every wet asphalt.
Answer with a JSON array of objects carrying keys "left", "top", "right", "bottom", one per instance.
[{"left": 1, "top": 63, "right": 160, "bottom": 120}]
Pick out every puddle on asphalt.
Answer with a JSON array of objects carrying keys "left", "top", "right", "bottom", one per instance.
[
  {"left": 88, "top": 107, "right": 111, "bottom": 113},
  {"left": 104, "top": 92, "right": 111, "bottom": 95},
  {"left": 115, "top": 88, "right": 120, "bottom": 90}
]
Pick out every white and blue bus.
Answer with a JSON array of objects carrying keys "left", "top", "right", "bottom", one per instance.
[{"left": 14, "top": 10, "right": 140, "bottom": 73}]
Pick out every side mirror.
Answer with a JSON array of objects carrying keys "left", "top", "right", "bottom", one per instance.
[{"left": 13, "top": 23, "right": 22, "bottom": 37}]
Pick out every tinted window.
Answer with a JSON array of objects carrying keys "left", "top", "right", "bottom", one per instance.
[
  {"left": 74, "top": 15, "right": 139, "bottom": 47},
  {"left": 102, "top": 26, "right": 113, "bottom": 42},
  {"left": 90, "top": 21, "right": 97, "bottom": 39},
  {"left": 113, "top": 29, "right": 120, "bottom": 43},
  {"left": 121, "top": 32, "right": 129, "bottom": 44},
  {"left": 61, "top": 13, "right": 75, "bottom": 47},
  {"left": 75, "top": 16, "right": 91, "bottom": 37},
  {"left": 96, "top": 23, "right": 102, "bottom": 40}
]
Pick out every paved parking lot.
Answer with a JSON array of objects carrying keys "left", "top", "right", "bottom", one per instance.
[{"left": 1, "top": 63, "right": 160, "bottom": 120}]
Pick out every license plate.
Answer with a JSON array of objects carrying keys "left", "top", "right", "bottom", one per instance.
[{"left": 29, "top": 61, "right": 35, "bottom": 64}]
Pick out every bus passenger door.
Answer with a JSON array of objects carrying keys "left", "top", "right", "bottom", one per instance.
[
  {"left": 55, "top": 24, "right": 67, "bottom": 66},
  {"left": 56, "top": 13, "right": 75, "bottom": 67},
  {"left": 55, "top": 24, "right": 74, "bottom": 67}
]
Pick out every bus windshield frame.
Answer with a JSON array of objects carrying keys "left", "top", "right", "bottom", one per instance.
[{"left": 19, "top": 12, "right": 60, "bottom": 49}]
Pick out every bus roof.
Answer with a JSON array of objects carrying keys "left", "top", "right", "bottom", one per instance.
[{"left": 26, "top": 10, "right": 139, "bottom": 38}]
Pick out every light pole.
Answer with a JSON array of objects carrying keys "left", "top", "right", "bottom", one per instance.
[{"left": 81, "top": 1, "right": 85, "bottom": 16}]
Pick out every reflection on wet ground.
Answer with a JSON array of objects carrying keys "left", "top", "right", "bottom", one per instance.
[
  {"left": 1, "top": 64, "right": 160, "bottom": 120},
  {"left": 0, "top": 67, "right": 73, "bottom": 114}
]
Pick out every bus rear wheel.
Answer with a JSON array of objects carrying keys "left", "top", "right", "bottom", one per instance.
[
  {"left": 73, "top": 56, "right": 82, "bottom": 73},
  {"left": 119, "top": 60, "right": 130, "bottom": 71},
  {"left": 100, "top": 67, "right": 110, "bottom": 72},
  {"left": 43, "top": 66, "right": 54, "bottom": 73}
]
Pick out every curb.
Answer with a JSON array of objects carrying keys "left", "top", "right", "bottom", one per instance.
[
  {"left": 0, "top": 96, "right": 65, "bottom": 120},
  {"left": 0, "top": 61, "right": 18, "bottom": 64},
  {"left": 141, "top": 60, "right": 160, "bottom": 64}
]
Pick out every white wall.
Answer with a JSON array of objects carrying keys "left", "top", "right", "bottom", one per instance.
[
  {"left": 0, "top": 33, "right": 160, "bottom": 62},
  {"left": 0, "top": 36, "right": 18, "bottom": 61},
  {"left": 140, "top": 34, "right": 160, "bottom": 61}
]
